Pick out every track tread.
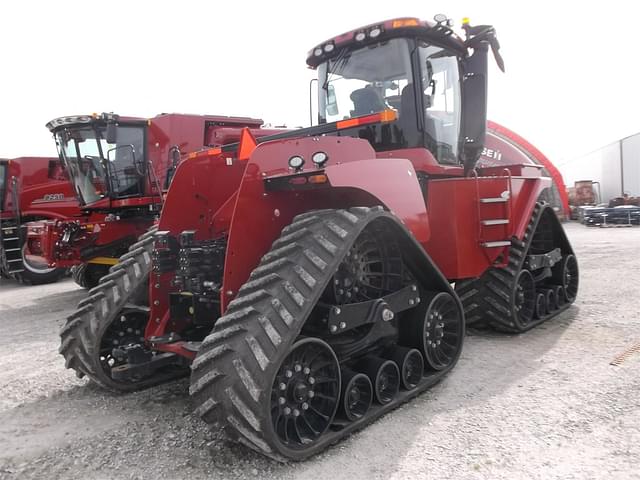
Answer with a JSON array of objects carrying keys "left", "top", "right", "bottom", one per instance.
[
  {"left": 58, "top": 226, "right": 160, "bottom": 391},
  {"left": 455, "top": 203, "right": 576, "bottom": 332},
  {"left": 190, "top": 208, "right": 393, "bottom": 461}
]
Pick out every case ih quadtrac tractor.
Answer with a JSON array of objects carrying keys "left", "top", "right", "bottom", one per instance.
[
  {"left": 30, "top": 113, "right": 279, "bottom": 288},
  {"left": 59, "top": 16, "right": 579, "bottom": 461},
  {"left": 0, "top": 156, "right": 78, "bottom": 284}
]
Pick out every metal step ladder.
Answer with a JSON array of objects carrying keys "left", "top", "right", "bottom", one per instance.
[
  {"left": 474, "top": 170, "right": 513, "bottom": 261},
  {"left": 1, "top": 220, "right": 24, "bottom": 274}
]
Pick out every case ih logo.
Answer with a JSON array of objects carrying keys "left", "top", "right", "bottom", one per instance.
[
  {"left": 481, "top": 147, "right": 503, "bottom": 161},
  {"left": 41, "top": 193, "right": 65, "bottom": 201}
]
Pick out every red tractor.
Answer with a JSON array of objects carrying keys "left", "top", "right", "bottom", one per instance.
[
  {"left": 0, "top": 156, "right": 78, "bottom": 284},
  {"left": 29, "top": 112, "right": 279, "bottom": 288},
  {"left": 59, "top": 16, "right": 579, "bottom": 461}
]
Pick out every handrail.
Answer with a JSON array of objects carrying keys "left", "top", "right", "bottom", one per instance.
[
  {"left": 470, "top": 169, "right": 482, "bottom": 241},
  {"left": 501, "top": 167, "right": 513, "bottom": 226}
]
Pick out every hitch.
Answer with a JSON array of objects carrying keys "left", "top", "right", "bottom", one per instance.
[{"left": 111, "top": 344, "right": 188, "bottom": 381}]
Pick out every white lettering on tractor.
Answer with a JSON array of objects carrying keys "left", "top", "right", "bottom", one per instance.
[
  {"left": 42, "top": 193, "right": 64, "bottom": 201},
  {"left": 481, "top": 147, "right": 502, "bottom": 161}
]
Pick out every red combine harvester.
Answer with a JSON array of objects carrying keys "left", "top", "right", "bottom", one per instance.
[
  {"left": 59, "top": 16, "right": 579, "bottom": 460},
  {"left": 0, "top": 156, "right": 78, "bottom": 284},
  {"left": 30, "top": 113, "right": 279, "bottom": 288}
]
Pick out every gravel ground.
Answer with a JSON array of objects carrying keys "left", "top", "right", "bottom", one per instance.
[{"left": 0, "top": 222, "right": 638, "bottom": 480}]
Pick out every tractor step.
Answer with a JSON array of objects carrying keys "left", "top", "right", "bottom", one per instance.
[
  {"left": 481, "top": 219, "right": 509, "bottom": 226},
  {"left": 481, "top": 240, "right": 511, "bottom": 248},
  {"left": 480, "top": 196, "right": 509, "bottom": 203}
]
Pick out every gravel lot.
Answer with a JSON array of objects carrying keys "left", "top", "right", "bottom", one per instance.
[{"left": 0, "top": 222, "right": 638, "bottom": 480}]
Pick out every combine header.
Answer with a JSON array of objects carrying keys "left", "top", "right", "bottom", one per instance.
[{"left": 59, "top": 15, "right": 579, "bottom": 460}]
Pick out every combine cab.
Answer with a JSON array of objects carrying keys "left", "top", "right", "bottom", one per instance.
[
  {"left": 0, "top": 156, "right": 78, "bottom": 284},
  {"left": 30, "top": 113, "right": 280, "bottom": 288},
  {"left": 59, "top": 16, "right": 579, "bottom": 460}
]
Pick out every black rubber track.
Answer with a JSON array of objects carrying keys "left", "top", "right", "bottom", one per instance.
[
  {"left": 455, "top": 203, "right": 576, "bottom": 333},
  {"left": 58, "top": 226, "right": 160, "bottom": 391},
  {"left": 190, "top": 207, "right": 463, "bottom": 461},
  {"left": 71, "top": 263, "right": 111, "bottom": 290}
]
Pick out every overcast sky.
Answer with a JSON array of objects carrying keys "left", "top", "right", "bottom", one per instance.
[{"left": 1, "top": 1, "right": 638, "bottom": 167}]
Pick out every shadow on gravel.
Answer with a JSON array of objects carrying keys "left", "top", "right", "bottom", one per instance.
[{"left": 0, "top": 306, "right": 579, "bottom": 479}]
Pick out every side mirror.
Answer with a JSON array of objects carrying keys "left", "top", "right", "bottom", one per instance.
[
  {"left": 326, "top": 85, "right": 339, "bottom": 116},
  {"left": 460, "top": 43, "right": 489, "bottom": 174},
  {"left": 106, "top": 122, "right": 118, "bottom": 144}
]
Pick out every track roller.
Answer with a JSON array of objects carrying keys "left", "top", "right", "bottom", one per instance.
[
  {"left": 554, "top": 285, "right": 566, "bottom": 307},
  {"left": 357, "top": 357, "right": 400, "bottom": 405},
  {"left": 534, "top": 292, "right": 546, "bottom": 320},
  {"left": 338, "top": 369, "right": 373, "bottom": 421},
  {"left": 542, "top": 287, "right": 558, "bottom": 312},
  {"left": 387, "top": 347, "right": 423, "bottom": 389}
]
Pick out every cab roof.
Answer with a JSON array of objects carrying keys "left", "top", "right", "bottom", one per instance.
[{"left": 306, "top": 17, "right": 467, "bottom": 68}]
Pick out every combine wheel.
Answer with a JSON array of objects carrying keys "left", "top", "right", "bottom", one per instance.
[
  {"left": 14, "top": 243, "right": 66, "bottom": 285},
  {"left": 338, "top": 369, "right": 373, "bottom": 421},
  {"left": 190, "top": 207, "right": 462, "bottom": 461},
  {"left": 270, "top": 338, "right": 341, "bottom": 449},
  {"left": 71, "top": 263, "right": 111, "bottom": 289},
  {"left": 57, "top": 226, "right": 176, "bottom": 392}
]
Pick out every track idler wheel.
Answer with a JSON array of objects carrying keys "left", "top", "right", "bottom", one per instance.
[
  {"left": 553, "top": 254, "right": 579, "bottom": 302},
  {"left": 357, "top": 357, "right": 400, "bottom": 405},
  {"left": 338, "top": 369, "right": 373, "bottom": 422},
  {"left": 387, "top": 347, "right": 423, "bottom": 390},
  {"left": 402, "top": 291, "right": 463, "bottom": 371},
  {"left": 271, "top": 338, "right": 341, "bottom": 449}
]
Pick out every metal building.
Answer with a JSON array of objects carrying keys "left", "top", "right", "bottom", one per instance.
[{"left": 559, "top": 133, "right": 640, "bottom": 203}]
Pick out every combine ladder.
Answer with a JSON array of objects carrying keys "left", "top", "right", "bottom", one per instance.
[
  {"left": 0, "top": 219, "right": 24, "bottom": 274},
  {"left": 474, "top": 170, "right": 512, "bottom": 266},
  {"left": 1, "top": 177, "right": 25, "bottom": 275}
]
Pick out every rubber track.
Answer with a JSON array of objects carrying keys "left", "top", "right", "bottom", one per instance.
[
  {"left": 455, "top": 203, "right": 572, "bottom": 332},
  {"left": 190, "top": 207, "right": 458, "bottom": 461},
  {"left": 58, "top": 226, "right": 157, "bottom": 391}
]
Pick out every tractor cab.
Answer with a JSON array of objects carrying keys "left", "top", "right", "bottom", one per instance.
[
  {"left": 47, "top": 114, "right": 148, "bottom": 207},
  {"left": 309, "top": 16, "right": 502, "bottom": 173}
]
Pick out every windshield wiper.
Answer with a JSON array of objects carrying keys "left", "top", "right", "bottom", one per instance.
[{"left": 321, "top": 48, "right": 350, "bottom": 91}]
